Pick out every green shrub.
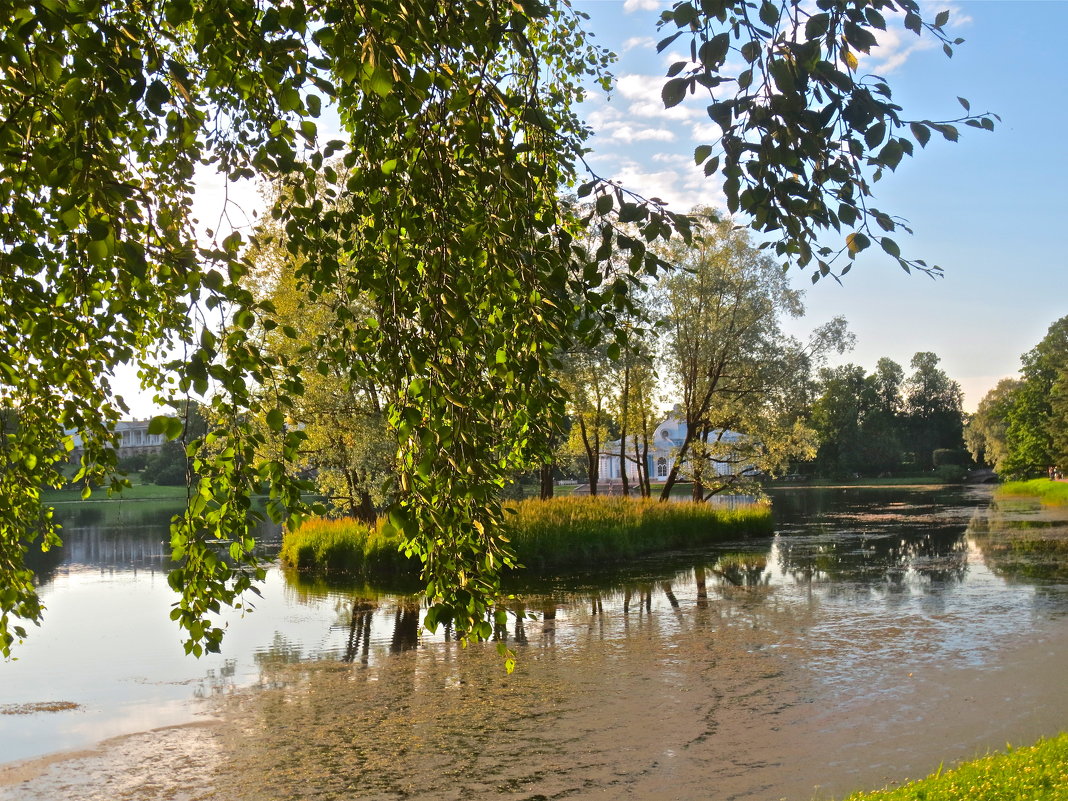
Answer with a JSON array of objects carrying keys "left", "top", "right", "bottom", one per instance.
[
  {"left": 933, "top": 448, "right": 970, "bottom": 467},
  {"left": 934, "top": 464, "right": 967, "bottom": 483}
]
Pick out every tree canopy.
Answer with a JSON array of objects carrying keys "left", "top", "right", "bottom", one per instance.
[{"left": 0, "top": 0, "right": 991, "bottom": 658}]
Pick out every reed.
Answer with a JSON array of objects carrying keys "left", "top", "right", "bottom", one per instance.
[
  {"left": 996, "top": 479, "right": 1068, "bottom": 505},
  {"left": 281, "top": 496, "right": 773, "bottom": 576},
  {"left": 838, "top": 733, "right": 1068, "bottom": 800},
  {"left": 279, "top": 516, "right": 417, "bottom": 577},
  {"left": 506, "top": 496, "right": 773, "bottom": 571}
]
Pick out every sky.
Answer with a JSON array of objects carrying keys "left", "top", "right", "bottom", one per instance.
[
  {"left": 177, "top": 1, "right": 1066, "bottom": 418},
  {"left": 570, "top": 0, "right": 1068, "bottom": 411}
]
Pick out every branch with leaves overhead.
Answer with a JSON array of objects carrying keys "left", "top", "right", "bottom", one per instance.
[{"left": 657, "top": 0, "right": 997, "bottom": 280}]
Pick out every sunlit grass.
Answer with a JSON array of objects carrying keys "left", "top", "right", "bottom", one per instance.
[
  {"left": 506, "top": 496, "right": 772, "bottom": 570},
  {"left": 997, "top": 479, "right": 1068, "bottom": 505},
  {"left": 279, "top": 516, "right": 413, "bottom": 576},
  {"left": 281, "top": 496, "right": 773, "bottom": 576},
  {"left": 838, "top": 734, "right": 1068, "bottom": 800}
]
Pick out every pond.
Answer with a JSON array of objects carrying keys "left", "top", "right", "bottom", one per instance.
[{"left": 1, "top": 486, "right": 1067, "bottom": 800}]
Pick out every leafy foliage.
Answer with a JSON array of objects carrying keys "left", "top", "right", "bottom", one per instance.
[
  {"left": 657, "top": 0, "right": 997, "bottom": 279},
  {"left": 997, "top": 316, "right": 1068, "bottom": 478}
]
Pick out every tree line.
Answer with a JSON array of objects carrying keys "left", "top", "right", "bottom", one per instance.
[{"left": 967, "top": 316, "right": 1068, "bottom": 479}]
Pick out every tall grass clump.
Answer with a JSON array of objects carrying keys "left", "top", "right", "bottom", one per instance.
[
  {"left": 997, "top": 479, "right": 1068, "bottom": 505},
  {"left": 280, "top": 517, "right": 419, "bottom": 578},
  {"left": 837, "top": 733, "right": 1068, "bottom": 800},
  {"left": 507, "top": 496, "right": 772, "bottom": 571}
]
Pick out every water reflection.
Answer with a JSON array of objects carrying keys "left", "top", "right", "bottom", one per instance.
[
  {"left": 6, "top": 485, "right": 1068, "bottom": 787},
  {"left": 966, "top": 496, "right": 1068, "bottom": 593}
]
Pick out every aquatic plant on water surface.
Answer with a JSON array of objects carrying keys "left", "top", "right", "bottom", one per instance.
[{"left": 281, "top": 496, "right": 773, "bottom": 577}]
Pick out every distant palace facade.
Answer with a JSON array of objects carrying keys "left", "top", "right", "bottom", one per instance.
[
  {"left": 67, "top": 419, "right": 166, "bottom": 456},
  {"left": 596, "top": 411, "right": 750, "bottom": 483}
]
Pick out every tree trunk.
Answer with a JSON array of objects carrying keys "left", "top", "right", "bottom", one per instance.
[
  {"left": 692, "top": 423, "right": 709, "bottom": 501},
  {"left": 640, "top": 426, "right": 651, "bottom": 498},
  {"left": 659, "top": 427, "right": 696, "bottom": 502},
  {"left": 579, "top": 417, "right": 599, "bottom": 496},
  {"left": 539, "top": 463, "right": 554, "bottom": 500},
  {"left": 619, "top": 362, "right": 631, "bottom": 497}
]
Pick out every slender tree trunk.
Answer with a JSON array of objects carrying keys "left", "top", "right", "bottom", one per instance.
[
  {"left": 578, "top": 417, "right": 599, "bottom": 496},
  {"left": 633, "top": 438, "right": 648, "bottom": 498},
  {"left": 619, "top": 362, "right": 631, "bottom": 496},
  {"left": 640, "top": 426, "right": 651, "bottom": 498},
  {"left": 692, "top": 423, "right": 709, "bottom": 501}
]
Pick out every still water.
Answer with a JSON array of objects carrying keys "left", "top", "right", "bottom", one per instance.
[{"left": 2, "top": 486, "right": 1067, "bottom": 799}]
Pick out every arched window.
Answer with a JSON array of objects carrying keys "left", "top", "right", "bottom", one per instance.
[{"left": 657, "top": 457, "right": 668, "bottom": 478}]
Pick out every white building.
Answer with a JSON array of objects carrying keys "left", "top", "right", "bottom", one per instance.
[
  {"left": 67, "top": 419, "right": 166, "bottom": 455},
  {"left": 597, "top": 411, "right": 750, "bottom": 484}
]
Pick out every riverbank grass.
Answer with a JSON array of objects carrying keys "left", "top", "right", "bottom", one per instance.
[
  {"left": 281, "top": 496, "right": 772, "bottom": 576},
  {"left": 996, "top": 479, "right": 1068, "bottom": 505},
  {"left": 839, "top": 733, "right": 1068, "bottom": 800}
]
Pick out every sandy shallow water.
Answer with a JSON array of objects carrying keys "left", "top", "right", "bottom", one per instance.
[{"left": 2, "top": 596, "right": 1066, "bottom": 801}]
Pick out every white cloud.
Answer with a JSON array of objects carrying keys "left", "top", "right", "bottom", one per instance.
[
  {"left": 920, "top": 0, "right": 972, "bottom": 28},
  {"left": 605, "top": 156, "right": 727, "bottom": 213},
  {"left": 607, "top": 125, "right": 677, "bottom": 143},
  {"left": 690, "top": 122, "right": 721, "bottom": 141},
  {"left": 616, "top": 73, "right": 669, "bottom": 100},
  {"left": 616, "top": 73, "right": 702, "bottom": 121},
  {"left": 623, "top": 0, "right": 664, "bottom": 11},
  {"left": 621, "top": 36, "right": 655, "bottom": 53},
  {"left": 662, "top": 50, "right": 691, "bottom": 67}
]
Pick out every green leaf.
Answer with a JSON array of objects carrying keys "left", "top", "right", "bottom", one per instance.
[
  {"left": 759, "top": 0, "right": 778, "bottom": 27},
  {"left": 266, "top": 409, "right": 285, "bottom": 431},
  {"left": 698, "top": 33, "right": 730, "bottom": 67},
  {"left": 694, "top": 144, "right": 713, "bottom": 165},
  {"left": 910, "top": 121, "right": 931, "bottom": 148},
  {"left": 805, "top": 13, "right": 829, "bottom": 40},
  {"left": 662, "top": 77, "right": 688, "bottom": 109}
]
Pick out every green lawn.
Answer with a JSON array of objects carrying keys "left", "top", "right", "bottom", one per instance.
[
  {"left": 839, "top": 734, "right": 1068, "bottom": 800},
  {"left": 42, "top": 482, "right": 190, "bottom": 503}
]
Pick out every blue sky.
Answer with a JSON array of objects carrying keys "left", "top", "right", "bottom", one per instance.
[{"left": 573, "top": 0, "right": 1068, "bottom": 410}]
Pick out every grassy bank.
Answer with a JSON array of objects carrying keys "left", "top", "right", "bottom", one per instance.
[
  {"left": 839, "top": 733, "right": 1068, "bottom": 800},
  {"left": 41, "top": 483, "right": 190, "bottom": 503},
  {"left": 996, "top": 479, "right": 1068, "bottom": 504},
  {"left": 280, "top": 496, "right": 772, "bottom": 577}
]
